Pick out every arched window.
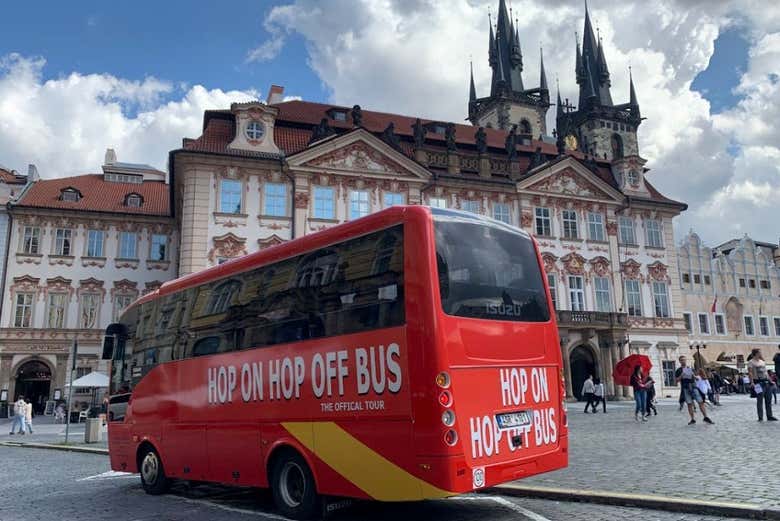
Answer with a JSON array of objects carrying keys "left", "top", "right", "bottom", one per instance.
[
  {"left": 206, "top": 280, "right": 241, "bottom": 314},
  {"left": 519, "top": 119, "right": 532, "bottom": 135},
  {"left": 611, "top": 133, "right": 624, "bottom": 159},
  {"left": 124, "top": 193, "right": 143, "bottom": 207}
]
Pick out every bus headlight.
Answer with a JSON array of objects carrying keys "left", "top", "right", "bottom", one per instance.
[{"left": 441, "top": 409, "right": 456, "bottom": 426}]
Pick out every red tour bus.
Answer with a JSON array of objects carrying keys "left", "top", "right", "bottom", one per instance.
[{"left": 104, "top": 205, "right": 567, "bottom": 519}]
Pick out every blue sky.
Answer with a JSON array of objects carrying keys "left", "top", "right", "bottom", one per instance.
[
  {"left": 0, "top": 1, "right": 747, "bottom": 115},
  {"left": 0, "top": 1, "right": 326, "bottom": 110}
]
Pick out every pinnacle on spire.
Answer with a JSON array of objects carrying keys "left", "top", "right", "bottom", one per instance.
[
  {"left": 539, "top": 46, "right": 548, "bottom": 91},
  {"left": 488, "top": 13, "right": 496, "bottom": 67},
  {"left": 469, "top": 61, "right": 477, "bottom": 103},
  {"left": 597, "top": 34, "right": 610, "bottom": 80},
  {"left": 584, "top": 55, "right": 597, "bottom": 100},
  {"left": 629, "top": 66, "right": 640, "bottom": 119},
  {"left": 578, "top": 2, "right": 613, "bottom": 107}
]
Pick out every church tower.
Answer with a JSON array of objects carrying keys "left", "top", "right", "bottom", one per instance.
[
  {"left": 556, "top": 3, "right": 646, "bottom": 193},
  {"left": 468, "top": 0, "right": 549, "bottom": 137}
]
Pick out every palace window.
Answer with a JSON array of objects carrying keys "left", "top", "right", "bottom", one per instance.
[
  {"left": 246, "top": 120, "right": 266, "bottom": 139},
  {"left": 313, "top": 186, "right": 335, "bottom": 219},
  {"left": 53, "top": 229, "right": 72, "bottom": 256},
  {"left": 21, "top": 226, "right": 41, "bottom": 255},
  {"left": 349, "top": 190, "right": 370, "bottom": 219},
  {"left": 429, "top": 197, "right": 447, "bottom": 209},
  {"left": 86, "top": 230, "right": 104, "bottom": 257},
  {"left": 714, "top": 314, "right": 726, "bottom": 335},
  {"left": 760, "top": 279, "right": 770, "bottom": 289},
  {"left": 645, "top": 219, "right": 663, "bottom": 248},
  {"left": 219, "top": 179, "right": 242, "bottom": 214},
  {"left": 493, "top": 203, "right": 510, "bottom": 224},
  {"left": 264, "top": 183, "right": 287, "bottom": 217},
  {"left": 744, "top": 315, "right": 755, "bottom": 336},
  {"left": 568, "top": 275, "right": 585, "bottom": 311},
  {"left": 682, "top": 273, "right": 690, "bottom": 284},
  {"left": 587, "top": 212, "right": 605, "bottom": 241},
  {"left": 683, "top": 312, "right": 692, "bottom": 333},
  {"left": 113, "top": 295, "right": 134, "bottom": 322},
  {"left": 547, "top": 274, "right": 558, "bottom": 310},
  {"left": 774, "top": 317, "right": 780, "bottom": 336},
  {"left": 461, "top": 200, "right": 480, "bottom": 214},
  {"left": 125, "top": 193, "right": 143, "bottom": 207},
  {"left": 662, "top": 361, "right": 676, "bottom": 387},
  {"left": 594, "top": 277, "right": 611, "bottom": 312},
  {"left": 150, "top": 234, "right": 168, "bottom": 261},
  {"left": 739, "top": 278, "right": 746, "bottom": 288},
  {"left": 13, "top": 293, "right": 34, "bottom": 328},
  {"left": 759, "top": 316, "right": 769, "bottom": 336},
  {"left": 535, "top": 207, "right": 551, "bottom": 236},
  {"left": 652, "top": 281, "right": 670, "bottom": 318},
  {"left": 60, "top": 188, "right": 81, "bottom": 202},
  {"left": 704, "top": 275, "right": 711, "bottom": 285},
  {"left": 698, "top": 313, "right": 710, "bottom": 335},
  {"left": 384, "top": 192, "right": 404, "bottom": 208},
  {"left": 694, "top": 274, "right": 701, "bottom": 284},
  {"left": 47, "top": 293, "right": 68, "bottom": 329},
  {"left": 625, "top": 279, "right": 642, "bottom": 317},
  {"left": 618, "top": 216, "right": 636, "bottom": 245},
  {"left": 562, "top": 210, "right": 578, "bottom": 239},
  {"left": 80, "top": 294, "right": 100, "bottom": 329},
  {"left": 118, "top": 232, "right": 138, "bottom": 260},
  {"left": 749, "top": 279, "right": 756, "bottom": 289}
]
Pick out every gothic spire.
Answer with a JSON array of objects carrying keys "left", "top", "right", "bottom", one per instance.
[
  {"left": 488, "top": 13, "right": 496, "bottom": 67},
  {"left": 596, "top": 33, "right": 613, "bottom": 104},
  {"left": 490, "top": 0, "right": 524, "bottom": 94},
  {"left": 629, "top": 66, "right": 640, "bottom": 119},
  {"left": 584, "top": 55, "right": 597, "bottom": 101},
  {"left": 539, "top": 46, "right": 548, "bottom": 91},
  {"left": 578, "top": 2, "right": 613, "bottom": 107},
  {"left": 469, "top": 61, "right": 477, "bottom": 103}
]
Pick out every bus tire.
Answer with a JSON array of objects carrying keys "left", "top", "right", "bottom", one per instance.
[
  {"left": 270, "top": 450, "right": 320, "bottom": 520},
  {"left": 138, "top": 445, "right": 170, "bottom": 495}
]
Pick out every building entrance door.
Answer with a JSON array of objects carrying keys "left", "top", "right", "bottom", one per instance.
[
  {"left": 14, "top": 360, "right": 52, "bottom": 415},
  {"left": 570, "top": 345, "right": 598, "bottom": 401}
]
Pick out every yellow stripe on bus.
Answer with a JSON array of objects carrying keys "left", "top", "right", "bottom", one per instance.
[{"left": 281, "top": 421, "right": 454, "bottom": 501}]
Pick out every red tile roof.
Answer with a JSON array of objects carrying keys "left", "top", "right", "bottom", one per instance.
[
  {"left": 16, "top": 174, "right": 170, "bottom": 216},
  {"left": 0, "top": 168, "right": 27, "bottom": 184},
  {"left": 179, "top": 99, "right": 684, "bottom": 209}
]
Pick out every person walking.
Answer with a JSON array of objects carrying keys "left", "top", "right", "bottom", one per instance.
[
  {"left": 9, "top": 395, "right": 26, "bottom": 435},
  {"left": 696, "top": 369, "right": 713, "bottom": 406},
  {"left": 748, "top": 348, "right": 777, "bottom": 422},
  {"left": 709, "top": 370, "right": 723, "bottom": 405},
  {"left": 581, "top": 375, "right": 597, "bottom": 413},
  {"left": 773, "top": 345, "right": 780, "bottom": 374},
  {"left": 593, "top": 377, "right": 607, "bottom": 413},
  {"left": 630, "top": 366, "right": 648, "bottom": 422},
  {"left": 24, "top": 398, "right": 33, "bottom": 434},
  {"left": 675, "top": 355, "right": 714, "bottom": 425},
  {"left": 769, "top": 371, "right": 778, "bottom": 405},
  {"left": 645, "top": 375, "right": 658, "bottom": 416}
]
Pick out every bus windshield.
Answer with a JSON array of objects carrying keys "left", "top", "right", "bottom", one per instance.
[{"left": 434, "top": 212, "right": 550, "bottom": 322}]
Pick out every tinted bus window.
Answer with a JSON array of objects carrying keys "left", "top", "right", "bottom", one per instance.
[{"left": 434, "top": 213, "right": 549, "bottom": 322}]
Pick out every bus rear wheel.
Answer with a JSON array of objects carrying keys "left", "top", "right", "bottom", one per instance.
[
  {"left": 139, "top": 446, "right": 170, "bottom": 495},
  {"left": 271, "top": 451, "right": 319, "bottom": 520}
]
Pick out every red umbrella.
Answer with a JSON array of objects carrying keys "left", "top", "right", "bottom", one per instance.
[{"left": 613, "top": 354, "right": 652, "bottom": 387}]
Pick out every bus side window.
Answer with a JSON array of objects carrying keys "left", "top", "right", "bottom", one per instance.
[{"left": 192, "top": 336, "right": 220, "bottom": 357}]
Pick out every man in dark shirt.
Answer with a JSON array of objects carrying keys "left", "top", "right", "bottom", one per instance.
[
  {"left": 773, "top": 345, "right": 780, "bottom": 374},
  {"left": 675, "top": 355, "right": 713, "bottom": 425}
]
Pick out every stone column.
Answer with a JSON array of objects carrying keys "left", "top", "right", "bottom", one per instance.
[
  {"left": 610, "top": 343, "right": 621, "bottom": 398},
  {"left": 479, "top": 156, "right": 491, "bottom": 178},
  {"left": 414, "top": 149, "right": 428, "bottom": 166},
  {"left": 603, "top": 344, "right": 615, "bottom": 397},
  {"left": 179, "top": 168, "right": 213, "bottom": 276},
  {"left": 562, "top": 343, "right": 574, "bottom": 399}
]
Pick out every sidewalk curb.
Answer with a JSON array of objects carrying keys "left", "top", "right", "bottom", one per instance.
[
  {"left": 0, "top": 441, "right": 108, "bottom": 455},
  {"left": 489, "top": 483, "right": 780, "bottom": 520}
]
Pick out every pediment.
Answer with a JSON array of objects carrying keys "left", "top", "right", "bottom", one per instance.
[
  {"left": 287, "top": 128, "right": 430, "bottom": 181},
  {"left": 518, "top": 158, "right": 624, "bottom": 203}
]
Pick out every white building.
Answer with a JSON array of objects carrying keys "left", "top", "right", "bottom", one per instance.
[{"left": 0, "top": 151, "right": 176, "bottom": 414}]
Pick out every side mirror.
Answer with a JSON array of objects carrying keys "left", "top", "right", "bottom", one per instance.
[{"left": 101, "top": 335, "right": 115, "bottom": 360}]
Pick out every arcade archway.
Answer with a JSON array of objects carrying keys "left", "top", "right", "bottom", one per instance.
[
  {"left": 14, "top": 360, "right": 52, "bottom": 415},
  {"left": 570, "top": 345, "right": 599, "bottom": 401}
]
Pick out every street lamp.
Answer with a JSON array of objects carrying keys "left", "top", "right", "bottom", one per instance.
[{"left": 689, "top": 340, "right": 707, "bottom": 370}]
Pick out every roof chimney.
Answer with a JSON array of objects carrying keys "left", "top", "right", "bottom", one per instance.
[
  {"left": 266, "top": 85, "right": 285, "bottom": 105},
  {"left": 105, "top": 148, "right": 117, "bottom": 165},
  {"left": 27, "top": 164, "right": 39, "bottom": 182}
]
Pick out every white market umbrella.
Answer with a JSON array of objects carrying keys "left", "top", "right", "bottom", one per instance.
[{"left": 65, "top": 372, "right": 109, "bottom": 388}]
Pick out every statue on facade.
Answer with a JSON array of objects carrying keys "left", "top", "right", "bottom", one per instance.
[
  {"left": 529, "top": 146, "right": 544, "bottom": 170},
  {"left": 445, "top": 123, "right": 457, "bottom": 152},
  {"left": 505, "top": 125, "right": 518, "bottom": 160},
  {"left": 412, "top": 118, "right": 426, "bottom": 148},
  {"left": 475, "top": 127, "right": 487, "bottom": 154},
  {"left": 351, "top": 105, "right": 363, "bottom": 127},
  {"left": 381, "top": 122, "right": 401, "bottom": 149},
  {"left": 309, "top": 118, "right": 333, "bottom": 144}
]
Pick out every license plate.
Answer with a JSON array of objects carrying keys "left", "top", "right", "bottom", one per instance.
[{"left": 495, "top": 410, "right": 531, "bottom": 429}]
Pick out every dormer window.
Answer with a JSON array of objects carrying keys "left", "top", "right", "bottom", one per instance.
[
  {"left": 60, "top": 188, "right": 81, "bottom": 202},
  {"left": 627, "top": 170, "right": 640, "bottom": 186},
  {"left": 429, "top": 123, "right": 447, "bottom": 134},
  {"left": 245, "top": 120, "right": 265, "bottom": 140},
  {"left": 125, "top": 193, "right": 143, "bottom": 207},
  {"left": 332, "top": 111, "right": 346, "bottom": 122}
]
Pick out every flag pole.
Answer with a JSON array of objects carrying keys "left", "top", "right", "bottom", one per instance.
[{"left": 64, "top": 338, "right": 78, "bottom": 444}]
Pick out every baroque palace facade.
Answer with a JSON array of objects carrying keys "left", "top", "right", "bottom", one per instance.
[{"left": 0, "top": 0, "right": 698, "bottom": 408}]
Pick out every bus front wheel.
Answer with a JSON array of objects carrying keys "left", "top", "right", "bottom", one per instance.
[
  {"left": 270, "top": 451, "right": 320, "bottom": 520},
  {"left": 139, "top": 445, "right": 171, "bottom": 495}
]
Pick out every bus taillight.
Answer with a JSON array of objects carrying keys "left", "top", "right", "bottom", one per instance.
[
  {"left": 444, "top": 429, "right": 458, "bottom": 446},
  {"left": 438, "top": 390, "right": 453, "bottom": 407}
]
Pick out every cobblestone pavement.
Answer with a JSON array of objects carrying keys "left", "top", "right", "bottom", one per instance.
[
  {"left": 522, "top": 394, "right": 780, "bottom": 509},
  {"left": 0, "top": 445, "right": 754, "bottom": 521}
]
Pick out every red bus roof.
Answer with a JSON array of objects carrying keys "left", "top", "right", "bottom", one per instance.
[{"left": 132, "top": 205, "right": 429, "bottom": 309}]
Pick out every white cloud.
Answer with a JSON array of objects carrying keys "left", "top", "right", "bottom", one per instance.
[
  {"left": 0, "top": 53, "right": 257, "bottom": 177},
  {"left": 256, "top": 0, "right": 780, "bottom": 245}
]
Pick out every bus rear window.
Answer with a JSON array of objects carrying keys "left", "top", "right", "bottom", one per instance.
[{"left": 434, "top": 215, "right": 550, "bottom": 322}]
